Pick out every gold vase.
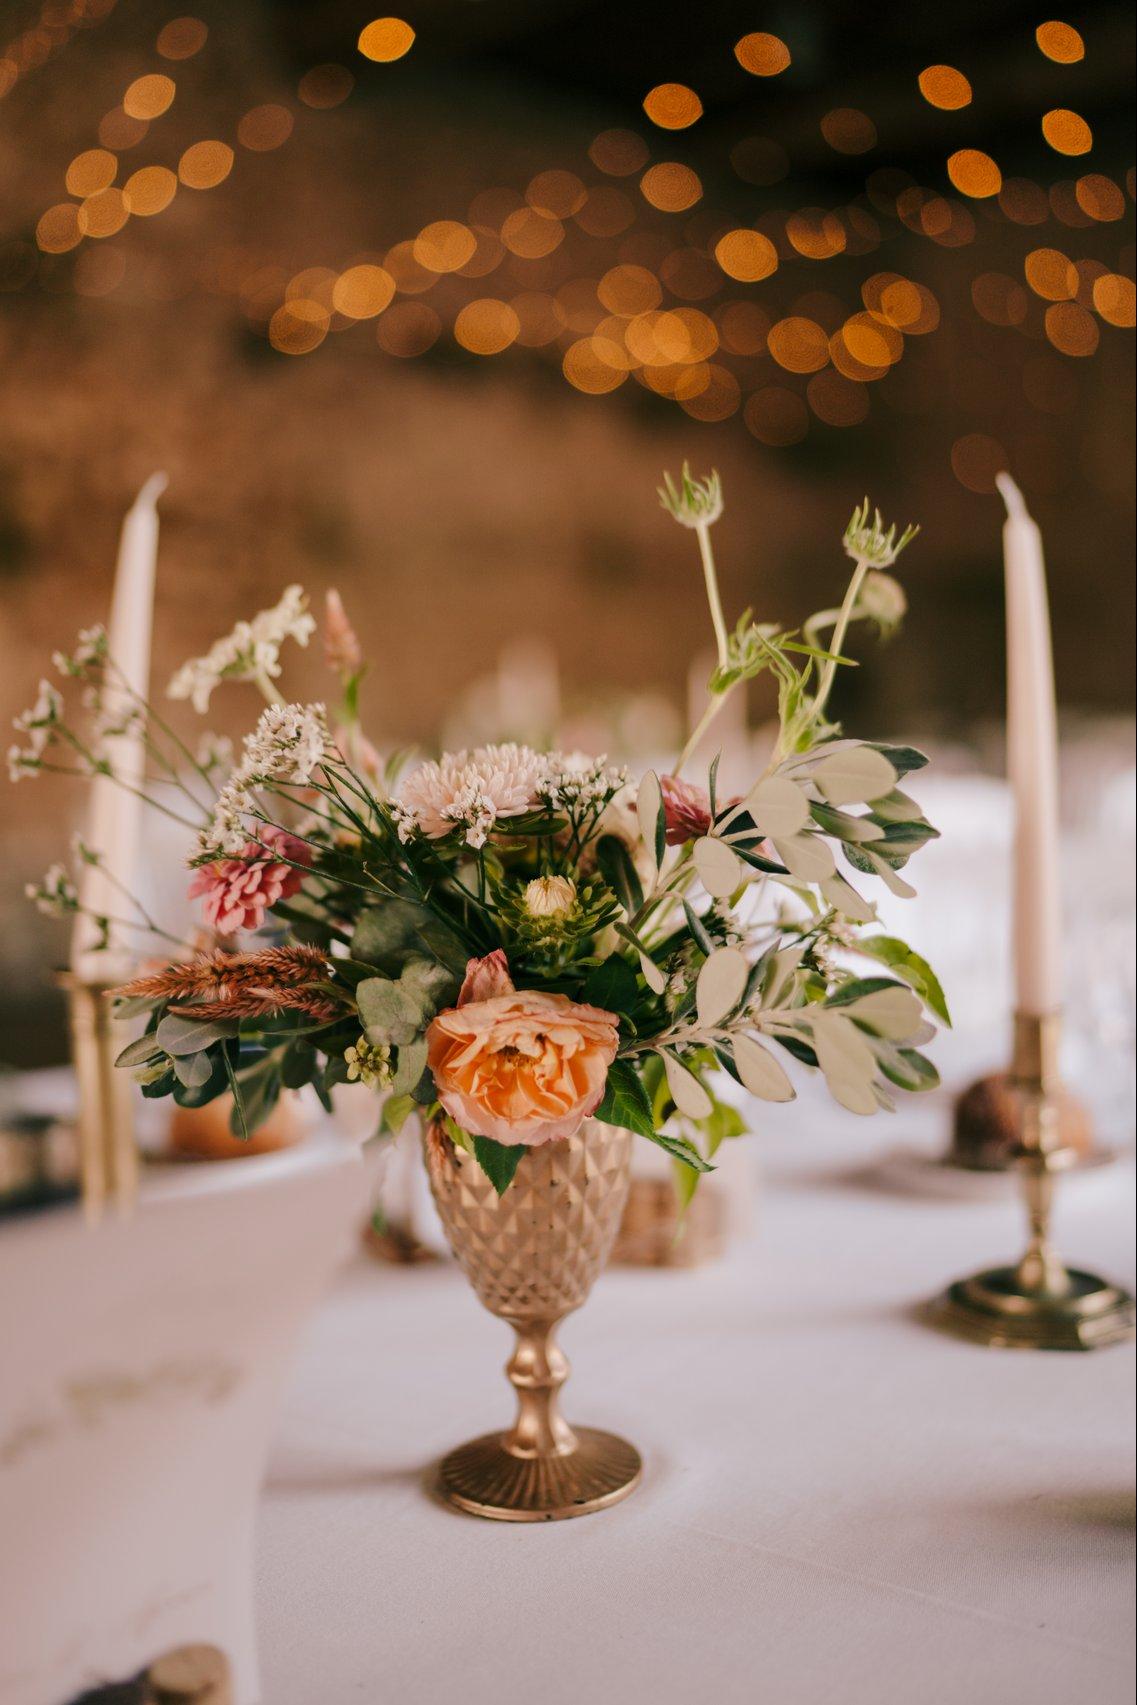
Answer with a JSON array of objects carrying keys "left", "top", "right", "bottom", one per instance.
[{"left": 424, "top": 1118, "right": 642, "bottom": 1521}]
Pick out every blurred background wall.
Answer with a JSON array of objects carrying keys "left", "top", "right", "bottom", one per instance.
[{"left": 1, "top": 0, "right": 1134, "bottom": 1063}]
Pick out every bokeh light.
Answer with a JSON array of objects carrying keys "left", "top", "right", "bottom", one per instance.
[
  {"left": 588, "top": 130, "right": 649, "bottom": 176},
  {"left": 734, "top": 33, "right": 791, "bottom": 76},
  {"left": 598, "top": 264, "right": 660, "bottom": 317},
  {"left": 332, "top": 265, "right": 395, "bottom": 319},
  {"left": 947, "top": 149, "right": 1002, "bottom": 197},
  {"left": 1045, "top": 300, "right": 1099, "bottom": 355},
  {"left": 377, "top": 301, "right": 441, "bottom": 356},
  {"left": 269, "top": 298, "right": 329, "bottom": 356},
  {"left": 745, "top": 387, "right": 808, "bottom": 445},
  {"left": 66, "top": 150, "right": 117, "bottom": 198},
  {"left": 807, "top": 371, "right": 869, "bottom": 427},
  {"left": 767, "top": 317, "right": 829, "bottom": 373},
  {"left": 714, "top": 229, "right": 778, "bottom": 282},
  {"left": 298, "top": 64, "right": 355, "bottom": 109},
  {"left": 123, "top": 166, "right": 178, "bottom": 217},
  {"left": 1092, "top": 274, "right": 1136, "bottom": 327},
  {"left": 454, "top": 298, "right": 520, "bottom": 355},
  {"left": 500, "top": 208, "right": 564, "bottom": 258},
  {"left": 77, "top": 187, "right": 129, "bottom": 239},
  {"left": 1036, "top": 21, "right": 1085, "bottom": 62},
  {"left": 918, "top": 65, "right": 972, "bottom": 109},
  {"left": 123, "top": 74, "right": 176, "bottom": 120},
  {"left": 1075, "top": 173, "right": 1125, "bottom": 220},
  {"left": 1025, "top": 247, "right": 1078, "bottom": 300},
  {"left": 414, "top": 221, "right": 477, "bottom": 273},
  {"left": 36, "top": 203, "right": 82, "bottom": 254},
  {"left": 820, "top": 108, "right": 876, "bottom": 154},
  {"left": 563, "top": 339, "right": 627, "bottom": 394},
  {"left": 98, "top": 107, "right": 148, "bottom": 151},
  {"left": 178, "top": 141, "right": 234, "bottom": 190},
  {"left": 526, "top": 170, "right": 587, "bottom": 218},
  {"left": 238, "top": 105, "right": 294, "bottom": 151},
  {"left": 156, "top": 17, "right": 208, "bottom": 60},
  {"left": 639, "top": 163, "right": 702, "bottom": 212},
  {"left": 358, "top": 18, "right": 415, "bottom": 62},
  {"left": 642, "top": 84, "right": 702, "bottom": 129},
  {"left": 951, "top": 433, "right": 1006, "bottom": 493},
  {"left": 1042, "top": 109, "right": 1093, "bottom": 155}
]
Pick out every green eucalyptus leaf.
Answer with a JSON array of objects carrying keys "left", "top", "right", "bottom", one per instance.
[{"left": 155, "top": 1015, "right": 239, "bottom": 1057}]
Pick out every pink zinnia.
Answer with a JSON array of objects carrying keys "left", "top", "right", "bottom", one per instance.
[
  {"left": 188, "top": 826, "right": 312, "bottom": 937},
  {"left": 660, "top": 774, "right": 714, "bottom": 846}
]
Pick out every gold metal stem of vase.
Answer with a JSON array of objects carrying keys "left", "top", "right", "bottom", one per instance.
[
  {"left": 61, "top": 973, "right": 138, "bottom": 1221},
  {"left": 929, "top": 1011, "right": 1135, "bottom": 1350},
  {"left": 504, "top": 1320, "right": 576, "bottom": 1459}
]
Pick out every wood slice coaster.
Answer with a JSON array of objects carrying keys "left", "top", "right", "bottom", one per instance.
[{"left": 147, "top": 1645, "right": 232, "bottom": 1705}]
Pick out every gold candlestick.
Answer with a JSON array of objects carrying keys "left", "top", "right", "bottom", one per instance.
[
  {"left": 930, "top": 1013, "right": 1134, "bottom": 1350},
  {"left": 61, "top": 973, "right": 138, "bottom": 1221}
]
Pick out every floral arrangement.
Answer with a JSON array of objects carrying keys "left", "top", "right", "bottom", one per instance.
[{"left": 16, "top": 470, "right": 947, "bottom": 1197}]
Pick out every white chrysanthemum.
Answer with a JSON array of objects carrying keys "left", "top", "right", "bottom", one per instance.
[
  {"left": 167, "top": 586, "right": 316, "bottom": 712},
  {"left": 394, "top": 742, "right": 548, "bottom": 848}
]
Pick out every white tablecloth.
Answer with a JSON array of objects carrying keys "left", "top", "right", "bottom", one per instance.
[{"left": 255, "top": 1084, "right": 1136, "bottom": 1705}]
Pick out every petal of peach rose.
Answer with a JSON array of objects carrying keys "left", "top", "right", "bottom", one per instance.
[{"left": 427, "top": 988, "right": 619, "bottom": 1146}]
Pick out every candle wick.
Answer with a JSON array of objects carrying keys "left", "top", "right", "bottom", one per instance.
[{"left": 995, "top": 470, "right": 1027, "bottom": 521}]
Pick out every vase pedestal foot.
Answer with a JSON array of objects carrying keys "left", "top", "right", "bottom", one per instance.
[{"left": 437, "top": 1427, "right": 642, "bottom": 1522}]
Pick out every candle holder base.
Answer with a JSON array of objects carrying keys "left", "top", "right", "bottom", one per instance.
[{"left": 929, "top": 1265, "right": 1135, "bottom": 1351}]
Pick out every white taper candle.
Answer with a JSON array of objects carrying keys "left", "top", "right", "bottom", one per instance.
[
  {"left": 71, "top": 473, "right": 167, "bottom": 981},
  {"left": 996, "top": 472, "right": 1062, "bottom": 1016}
]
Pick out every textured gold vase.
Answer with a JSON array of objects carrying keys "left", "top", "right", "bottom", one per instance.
[{"left": 424, "top": 1118, "right": 642, "bottom": 1521}]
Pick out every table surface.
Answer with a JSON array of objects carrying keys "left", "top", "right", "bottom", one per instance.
[{"left": 255, "top": 1080, "right": 1136, "bottom": 1705}]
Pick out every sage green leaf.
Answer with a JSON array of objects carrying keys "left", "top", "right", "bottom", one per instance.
[
  {"left": 696, "top": 946, "right": 748, "bottom": 1027},
  {"left": 843, "top": 984, "right": 924, "bottom": 1040},
  {"left": 855, "top": 935, "right": 951, "bottom": 1025},
  {"left": 356, "top": 976, "right": 425, "bottom": 1047},
  {"left": 812, "top": 746, "right": 897, "bottom": 806},
  {"left": 472, "top": 1135, "right": 526, "bottom": 1196},
  {"left": 596, "top": 1058, "right": 656, "bottom": 1138},
  {"left": 379, "top": 1093, "right": 417, "bottom": 1134},
  {"left": 693, "top": 835, "right": 741, "bottom": 898},
  {"left": 819, "top": 872, "right": 877, "bottom": 923},
  {"left": 639, "top": 952, "right": 668, "bottom": 997},
  {"left": 660, "top": 1050, "right": 714, "bottom": 1119},
  {"left": 156, "top": 1014, "right": 239, "bottom": 1056},
  {"left": 808, "top": 1012, "right": 878, "bottom": 1115},
  {"left": 114, "top": 1034, "right": 166, "bottom": 1069},
  {"left": 772, "top": 833, "right": 836, "bottom": 883},
  {"left": 352, "top": 899, "right": 467, "bottom": 978},
  {"left": 810, "top": 801, "right": 885, "bottom": 842},
  {"left": 173, "top": 1050, "right": 213, "bottom": 1089},
  {"left": 733, "top": 1033, "right": 796, "bottom": 1102},
  {"left": 743, "top": 776, "right": 809, "bottom": 839},
  {"left": 390, "top": 1037, "right": 428, "bottom": 1096}
]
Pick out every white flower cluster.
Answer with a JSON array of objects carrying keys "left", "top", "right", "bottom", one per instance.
[
  {"left": 393, "top": 742, "right": 548, "bottom": 850},
  {"left": 195, "top": 702, "right": 330, "bottom": 861},
  {"left": 167, "top": 586, "right": 316, "bottom": 713},
  {"left": 8, "top": 679, "right": 63, "bottom": 782},
  {"left": 25, "top": 863, "right": 78, "bottom": 918},
  {"left": 52, "top": 625, "right": 107, "bottom": 678},
  {"left": 537, "top": 751, "right": 627, "bottom": 814}
]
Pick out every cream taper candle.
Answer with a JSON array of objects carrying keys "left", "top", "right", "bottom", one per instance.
[
  {"left": 996, "top": 472, "right": 1062, "bottom": 1016},
  {"left": 71, "top": 473, "right": 167, "bottom": 982}
]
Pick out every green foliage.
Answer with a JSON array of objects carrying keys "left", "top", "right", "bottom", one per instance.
[
  {"left": 471, "top": 1134, "right": 527, "bottom": 1195},
  {"left": 595, "top": 1058, "right": 657, "bottom": 1139}
]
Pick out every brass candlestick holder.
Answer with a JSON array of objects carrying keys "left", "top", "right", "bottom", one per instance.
[
  {"left": 61, "top": 972, "right": 138, "bottom": 1221},
  {"left": 930, "top": 1012, "right": 1135, "bottom": 1350}
]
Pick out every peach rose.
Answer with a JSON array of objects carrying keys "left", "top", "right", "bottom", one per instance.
[{"left": 427, "top": 985, "right": 620, "bottom": 1147}]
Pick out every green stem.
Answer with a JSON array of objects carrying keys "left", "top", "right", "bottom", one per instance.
[
  {"left": 812, "top": 558, "right": 869, "bottom": 727},
  {"left": 696, "top": 522, "right": 729, "bottom": 669}
]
